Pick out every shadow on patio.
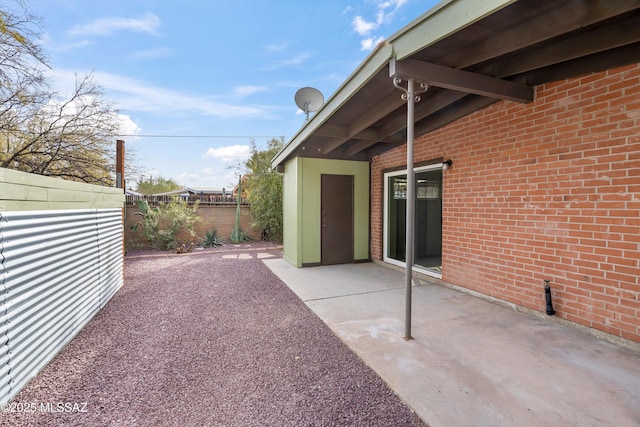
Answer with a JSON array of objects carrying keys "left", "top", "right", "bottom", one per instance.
[{"left": 265, "top": 259, "right": 640, "bottom": 427}]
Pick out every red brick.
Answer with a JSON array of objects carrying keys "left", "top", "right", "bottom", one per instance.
[{"left": 370, "top": 64, "right": 640, "bottom": 342}]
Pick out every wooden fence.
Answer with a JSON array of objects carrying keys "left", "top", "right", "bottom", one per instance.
[{"left": 126, "top": 194, "right": 250, "bottom": 207}]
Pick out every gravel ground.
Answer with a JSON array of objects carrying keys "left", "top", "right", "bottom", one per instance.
[{"left": 1, "top": 242, "right": 426, "bottom": 426}]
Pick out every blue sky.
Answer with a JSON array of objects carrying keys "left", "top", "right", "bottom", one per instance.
[{"left": 23, "top": 0, "right": 439, "bottom": 190}]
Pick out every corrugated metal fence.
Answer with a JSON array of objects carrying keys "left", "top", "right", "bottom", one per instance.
[{"left": 0, "top": 209, "right": 123, "bottom": 405}]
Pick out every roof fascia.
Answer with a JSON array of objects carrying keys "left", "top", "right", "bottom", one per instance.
[
  {"left": 389, "top": 0, "right": 518, "bottom": 60},
  {"left": 272, "top": 42, "right": 394, "bottom": 168},
  {"left": 271, "top": 0, "right": 518, "bottom": 169}
]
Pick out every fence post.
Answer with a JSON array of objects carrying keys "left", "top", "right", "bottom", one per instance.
[
  {"left": 116, "top": 139, "right": 125, "bottom": 262},
  {"left": 116, "top": 140, "right": 125, "bottom": 190}
]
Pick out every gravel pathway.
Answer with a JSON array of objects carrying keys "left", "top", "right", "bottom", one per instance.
[{"left": 1, "top": 243, "right": 426, "bottom": 426}]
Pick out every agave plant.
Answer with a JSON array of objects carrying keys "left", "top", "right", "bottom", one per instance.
[{"left": 201, "top": 227, "right": 224, "bottom": 247}]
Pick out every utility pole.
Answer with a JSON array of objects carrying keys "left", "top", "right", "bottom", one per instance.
[{"left": 116, "top": 139, "right": 125, "bottom": 190}]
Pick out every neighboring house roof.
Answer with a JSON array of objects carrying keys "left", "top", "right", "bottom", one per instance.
[
  {"left": 231, "top": 175, "right": 249, "bottom": 197},
  {"left": 189, "top": 187, "right": 227, "bottom": 195},
  {"left": 273, "top": 0, "right": 640, "bottom": 170},
  {"left": 149, "top": 188, "right": 188, "bottom": 197},
  {"left": 150, "top": 187, "right": 226, "bottom": 197}
]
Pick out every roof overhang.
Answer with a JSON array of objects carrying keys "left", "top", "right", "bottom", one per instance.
[{"left": 273, "top": 0, "right": 640, "bottom": 171}]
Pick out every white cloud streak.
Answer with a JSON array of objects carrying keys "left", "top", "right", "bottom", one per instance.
[
  {"left": 132, "top": 47, "right": 173, "bottom": 60},
  {"left": 264, "top": 42, "right": 290, "bottom": 53},
  {"left": 262, "top": 52, "right": 314, "bottom": 71},
  {"left": 50, "top": 69, "right": 275, "bottom": 119},
  {"left": 69, "top": 12, "right": 161, "bottom": 37},
  {"left": 56, "top": 39, "right": 94, "bottom": 51},
  {"left": 204, "top": 144, "right": 251, "bottom": 163},
  {"left": 234, "top": 85, "right": 268, "bottom": 98},
  {"left": 174, "top": 169, "right": 239, "bottom": 189}
]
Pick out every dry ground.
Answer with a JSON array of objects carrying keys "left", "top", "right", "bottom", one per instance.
[{"left": 1, "top": 242, "right": 426, "bottom": 426}]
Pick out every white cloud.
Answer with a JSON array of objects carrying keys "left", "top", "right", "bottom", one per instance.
[
  {"left": 204, "top": 144, "right": 251, "bottom": 163},
  {"left": 132, "top": 47, "right": 173, "bottom": 60},
  {"left": 174, "top": 171, "right": 200, "bottom": 186},
  {"left": 96, "top": 72, "right": 269, "bottom": 118},
  {"left": 174, "top": 168, "right": 239, "bottom": 189},
  {"left": 69, "top": 12, "right": 161, "bottom": 37},
  {"left": 134, "top": 169, "right": 160, "bottom": 184},
  {"left": 351, "top": 0, "right": 408, "bottom": 48},
  {"left": 56, "top": 39, "right": 94, "bottom": 52},
  {"left": 264, "top": 42, "right": 290, "bottom": 53},
  {"left": 353, "top": 16, "right": 376, "bottom": 36},
  {"left": 117, "top": 113, "right": 142, "bottom": 136},
  {"left": 223, "top": 171, "right": 240, "bottom": 187},
  {"left": 342, "top": 6, "right": 354, "bottom": 14},
  {"left": 263, "top": 52, "right": 314, "bottom": 71},
  {"left": 282, "top": 52, "right": 312, "bottom": 65},
  {"left": 361, "top": 36, "right": 385, "bottom": 51},
  {"left": 40, "top": 93, "right": 142, "bottom": 141},
  {"left": 49, "top": 69, "right": 275, "bottom": 119},
  {"left": 234, "top": 85, "right": 268, "bottom": 98},
  {"left": 379, "top": 0, "right": 409, "bottom": 12}
]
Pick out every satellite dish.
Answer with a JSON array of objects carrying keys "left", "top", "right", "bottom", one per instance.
[{"left": 295, "top": 87, "right": 324, "bottom": 121}]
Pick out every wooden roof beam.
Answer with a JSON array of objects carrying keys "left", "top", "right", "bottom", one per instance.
[
  {"left": 379, "top": 88, "right": 467, "bottom": 138},
  {"left": 443, "top": 0, "right": 640, "bottom": 69},
  {"left": 390, "top": 57, "right": 534, "bottom": 103},
  {"left": 316, "top": 92, "right": 403, "bottom": 155}
]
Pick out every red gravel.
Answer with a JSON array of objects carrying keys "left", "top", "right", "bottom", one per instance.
[{"left": 1, "top": 243, "right": 426, "bottom": 426}]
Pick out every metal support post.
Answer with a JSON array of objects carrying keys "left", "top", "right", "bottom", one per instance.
[{"left": 392, "top": 75, "right": 428, "bottom": 341}]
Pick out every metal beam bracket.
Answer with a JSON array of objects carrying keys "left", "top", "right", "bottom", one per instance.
[{"left": 392, "top": 77, "right": 429, "bottom": 103}]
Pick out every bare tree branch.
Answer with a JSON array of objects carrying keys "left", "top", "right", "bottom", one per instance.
[{"left": 0, "top": 4, "right": 139, "bottom": 185}]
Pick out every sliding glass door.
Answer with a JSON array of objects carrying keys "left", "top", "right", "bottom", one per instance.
[{"left": 384, "top": 164, "right": 443, "bottom": 277}]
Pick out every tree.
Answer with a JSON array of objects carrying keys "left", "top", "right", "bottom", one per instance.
[
  {"left": 1, "top": 5, "right": 49, "bottom": 140},
  {"left": 0, "top": 4, "right": 132, "bottom": 185},
  {"left": 2, "top": 74, "right": 123, "bottom": 184},
  {"left": 244, "top": 137, "right": 284, "bottom": 241},
  {"left": 136, "top": 176, "right": 182, "bottom": 195}
]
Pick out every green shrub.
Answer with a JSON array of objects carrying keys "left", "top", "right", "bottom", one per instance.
[
  {"left": 131, "top": 198, "right": 200, "bottom": 250},
  {"left": 245, "top": 138, "right": 283, "bottom": 241}
]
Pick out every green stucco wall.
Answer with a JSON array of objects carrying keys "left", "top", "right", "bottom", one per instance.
[
  {"left": 0, "top": 167, "right": 125, "bottom": 211},
  {"left": 282, "top": 158, "right": 301, "bottom": 266},
  {"left": 282, "top": 157, "right": 369, "bottom": 267}
]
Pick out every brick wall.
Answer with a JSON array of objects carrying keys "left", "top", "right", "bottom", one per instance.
[
  {"left": 125, "top": 205, "right": 259, "bottom": 249},
  {"left": 371, "top": 63, "right": 640, "bottom": 342}
]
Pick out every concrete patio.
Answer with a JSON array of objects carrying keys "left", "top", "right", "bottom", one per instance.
[{"left": 264, "top": 259, "right": 640, "bottom": 427}]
